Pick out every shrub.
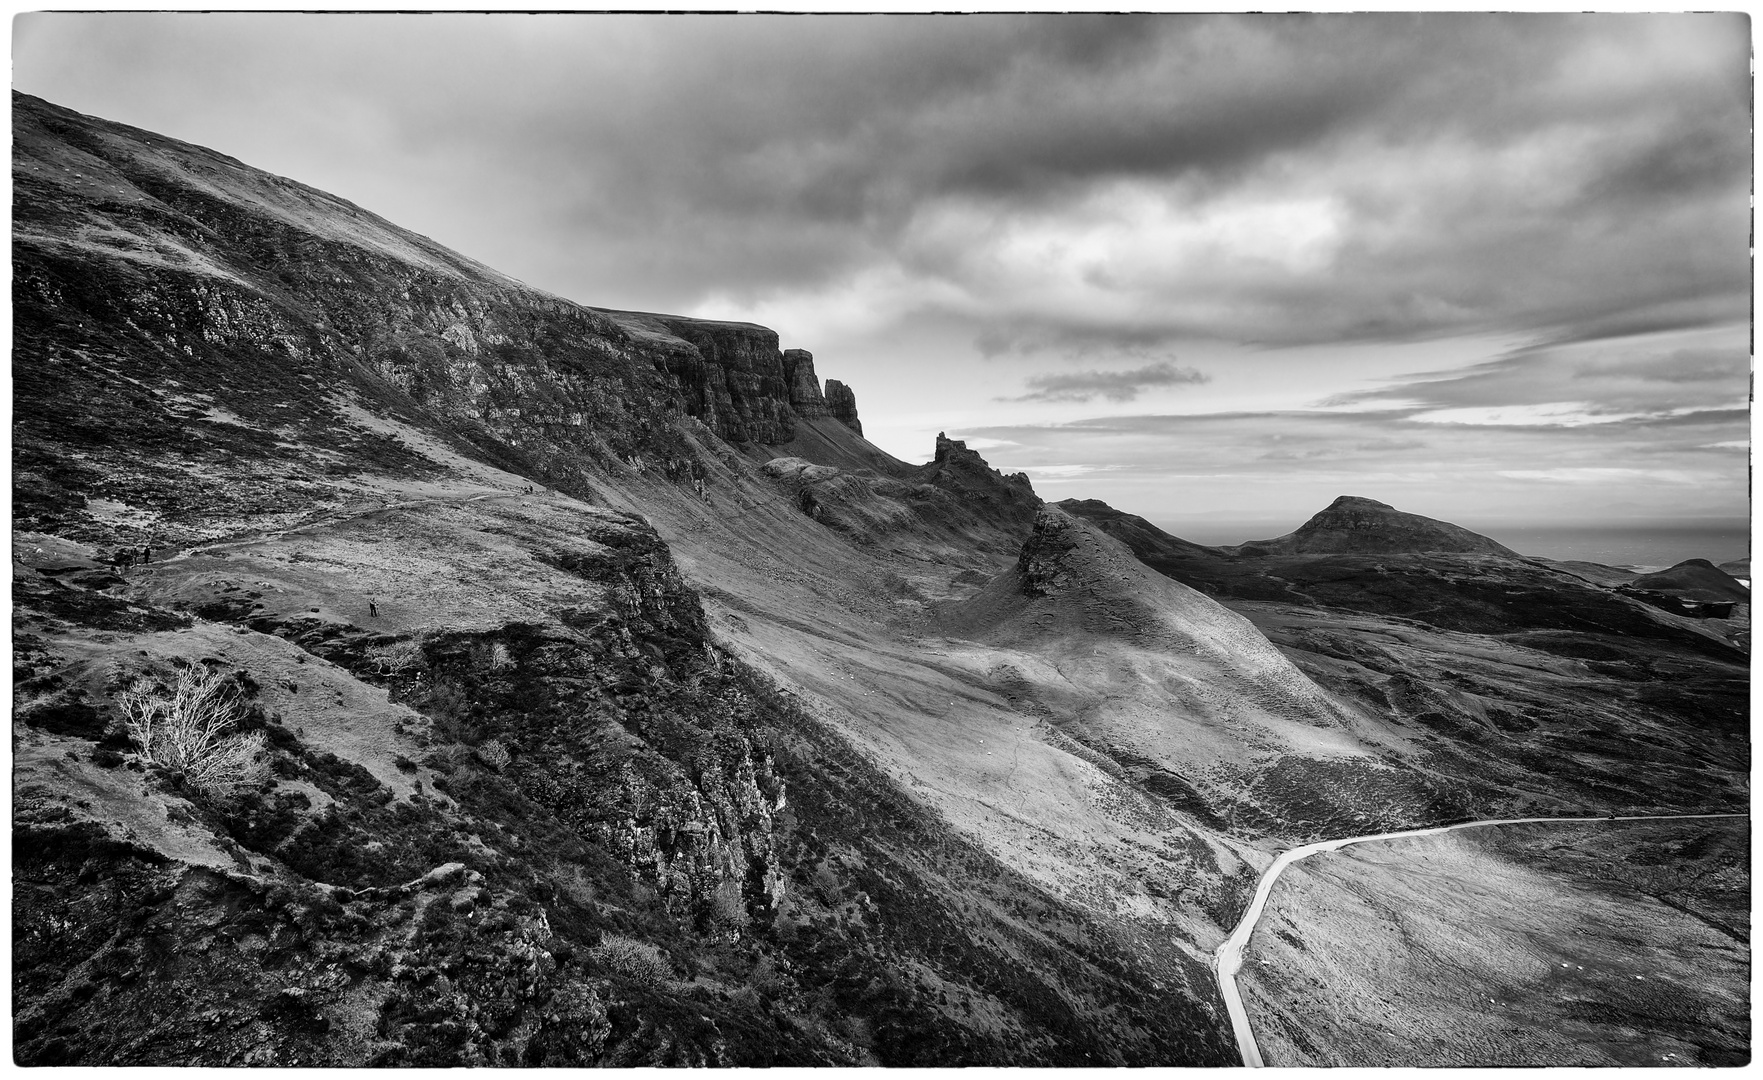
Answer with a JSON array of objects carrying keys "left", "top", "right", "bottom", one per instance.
[
  {"left": 118, "top": 665, "right": 269, "bottom": 796},
  {"left": 420, "top": 679, "right": 472, "bottom": 740},
  {"left": 589, "top": 935, "right": 673, "bottom": 986},
  {"left": 369, "top": 640, "right": 426, "bottom": 678},
  {"left": 474, "top": 738, "right": 511, "bottom": 772}
]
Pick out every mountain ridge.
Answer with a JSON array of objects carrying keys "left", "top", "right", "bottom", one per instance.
[
  {"left": 12, "top": 91, "right": 1749, "bottom": 1069},
  {"left": 12, "top": 90, "right": 1257, "bottom": 1067}
]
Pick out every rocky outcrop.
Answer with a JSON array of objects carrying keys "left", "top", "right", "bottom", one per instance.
[
  {"left": 1232, "top": 495, "right": 1519, "bottom": 557},
  {"left": 781, "top": 349, "right": 831, "bottom": 418},
  {"left": 752, "top": 433, "right": 1042, "bottom": 565},
  {"left": 646, "top": 315, "right": 797, "bottom": 444},
  {"left": 11, "top": 89, "right": 860, "bottom": 533},
  {"left": 1015, "top": 508, "right": 1087, "bottom": 599},
  {"left": 15, "top": 93, "right": 1246, "bottom": 1068},
  {"left": 824, "top": 380, "right": 862, "bottom": 434},
  {"left": 918, "top": 434, "right": 1038, "bottom": 521}
]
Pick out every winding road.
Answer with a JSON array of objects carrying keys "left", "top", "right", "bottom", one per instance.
[{"left": 1212, "top": 811, "right": 1748, "bottom": 1068}]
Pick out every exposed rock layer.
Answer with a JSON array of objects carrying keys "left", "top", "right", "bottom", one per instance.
[
  {"left": 13, "top": 91, "right": 857, "bottom": 475},
  {"left": 11, "top": 91, "right": 1230, "bottom": 1068},
  {"left": 780, "top": 349, "right": 830, "bottom": 418},
  {"left": 824, "top": 380, "right": 862, "bottom": 434}
]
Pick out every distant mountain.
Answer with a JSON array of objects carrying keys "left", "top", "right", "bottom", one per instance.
[
  {"left": 1230, "top": 495, "right": 1519, "bottom": 557},
  {"left": 12, "top": 90, "right": 1750, "bottom": 1072},
  {"left": 1627, "top": 559, "right": 1750, "bottom": 604},
  {"left": 1718, "top": 557, "right": 1749, "bottom": 580},
  {"left": 1059, "top": 493, "right": 1748, "bottom": 822}
]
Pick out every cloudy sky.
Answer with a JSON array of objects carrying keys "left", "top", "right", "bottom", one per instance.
[{"left": 14, "top": 12, "right": 1752, "bottom": 538}]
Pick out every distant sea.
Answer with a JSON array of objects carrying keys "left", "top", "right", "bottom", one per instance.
[
  {"left": 1157, "top": 517, "right": 1750, "bottom": 572},
  {"left": 1468, "top": 520, "right": 1751, "bottom": 572}
]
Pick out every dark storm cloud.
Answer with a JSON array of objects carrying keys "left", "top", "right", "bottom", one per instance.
[
  {"left": 1005, "top": 361, "right": 1208, "bottom": 404},
  {"left": 14, "top": 12, "right": 1749, "bottom": 525},
  {"left": 15, "top": 12, "right": 1750, "bottom": 348}
]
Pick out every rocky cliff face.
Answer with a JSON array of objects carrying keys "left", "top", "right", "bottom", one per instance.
[
  {"left": 642, "top": 314, "right": 797, "bottom": 444},
  {"left": 13, "top": 92, "right": 1232, "bottom": 1068},
  {"left": 11, "top": 91, "right": 856, "bottom": 519},
  {"left": 824, "top": 380, "right": 862, "bottom": 434},
  {"left": 15, "top": 478, "right": 1233, "bottom": 1065},
  {"left": 780, "top": 349, "right": 831, "bottom": 419}
]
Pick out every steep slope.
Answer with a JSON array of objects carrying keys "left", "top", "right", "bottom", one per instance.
[
  {"left": 19, "top": 91, "right": 1744, "bottom": 1069},
  {"left": 12, "top": 92, "right": 1245, "bottom": 1066},
  {"left": 13, "top": 90, "right": 873, "bottom": 549},
  {"left": 19, "top": 479, "right": 1243, "bottom": 1066},
  {"left": 934, "top": 509, "right": 1478, "bottom": 837},
  {"left": 1232, "top": 495, "right": 1520, "bottom": 557}
]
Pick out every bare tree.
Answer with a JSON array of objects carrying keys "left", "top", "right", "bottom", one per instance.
[{"left": 119, "top": 665, "right": 269, "bottom": 796}]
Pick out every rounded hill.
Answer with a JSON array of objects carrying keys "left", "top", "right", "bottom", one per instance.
[{"left": 1231, "top": 496, "right": 1519, "bottom": 557}]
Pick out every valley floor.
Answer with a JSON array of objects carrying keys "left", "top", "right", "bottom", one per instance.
[{"left": 1236, "top": 818, "right": 1750, "bottom": 1067}]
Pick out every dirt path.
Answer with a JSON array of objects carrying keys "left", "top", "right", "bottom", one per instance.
[
  {"left": 168, "top": 488, "right": 533, "bottom": 561},
  {"left": 1213, "top": 811, "right": 1748, "bottom": 1067}
]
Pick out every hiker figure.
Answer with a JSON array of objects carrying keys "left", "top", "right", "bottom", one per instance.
[
  {"left": 139, "top": 545, "right": 152, "bottom": 563},
  {"left": 369, "top": 600, "right": 379, "bottom": 618}
]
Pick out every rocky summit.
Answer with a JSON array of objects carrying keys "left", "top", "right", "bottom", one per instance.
[
  {"left": 11, "top": 92, "right": 1751, "bottom": 1069},
  {"left": 1232, "top": 495, "right": 1520, "bottom": 557}
]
